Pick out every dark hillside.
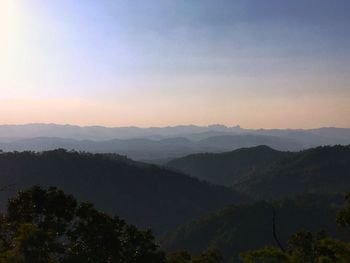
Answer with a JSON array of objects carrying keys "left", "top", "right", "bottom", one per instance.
[
  {"left": 0, "top": 150, "right": 246, "bottom": 234},
  {"left": 235, "top": 145, "right": 350, "bottom": 200},
  {"left": 166, "top": 145, "right": 291, "bottom": 186}
]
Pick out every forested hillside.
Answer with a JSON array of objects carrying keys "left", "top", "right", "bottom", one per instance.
[
  {"left": 168, "top": 145, "right": 350, "bottom": 200},
  {"left": 1, "top": 146, "right": 350, "bottom": 262},
  {"left": 162, "top": 194, "right": 347, "bottom": 262},
  {"left": 166, "top": 145, "right": 291, "bottom": 186},
  {"left": 235, "top": 145, "right": 350, "bottom": 199},
  {"left": 0, "top": 134, "right": 302, "bottom": 161},
  {"left": 0, "top": 150, "right": 246, "bottom": 234}
]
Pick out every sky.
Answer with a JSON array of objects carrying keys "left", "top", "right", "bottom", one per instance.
[{"left": 0, "top": 0, "right": 350, "bottom": 128}]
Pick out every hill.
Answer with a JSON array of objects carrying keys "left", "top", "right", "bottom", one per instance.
[
  {"left": 0, "top": 150, "right": 246, "bottom": 234},
  {"left": 166, "top": 145, "right": 291, "bottom": 186},
  {"left": 0, "top": 124, "right": 349, "bottom": 147},
  {"left": 235, "top": 145, "right": 350, "bottom": 200},
  {"left": 161, "top": 194, "right": 346, "bottom": 262},
  {"left": 167, "top": 145, "right": 350, "bottom": 200},
  {"left": 0, "top": 134, "right": 302, "bottom": 161}
]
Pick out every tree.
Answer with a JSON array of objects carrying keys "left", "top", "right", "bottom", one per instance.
[
  {"left": 0, "top": 186, "right": 165, "bottom": 263},
  {"left": 240, "top": 246, "right": 290, "bottom": 263},
  {"left": 240, "top": 193, "right": 350, "bottom": 263},
  {"left": 240, "top": 231, "right": 350, "bottom": 263},
  {"left": 166, "top": 250, "right": 191, "bottom": 263},
  {"left": 166, "top": 249, "right": 222, "bottom": 263},
  {"left": 336, "top": 193, "right": 350, "bottom": 227},
  {"left": 191, "top": 249, "right": 223, "bottom": 263}
]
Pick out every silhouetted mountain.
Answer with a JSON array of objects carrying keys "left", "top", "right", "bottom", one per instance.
[
  {"left": 243, "top": 127, "right": 350, "bottom": 147},
  {"left": 0, "top": 124, "right": 243, "bottom": 141},
  {"left": 0, "top": 150, "right": 246, "bottom": 234},
  {"left": 162, "top": 194, "right": 346, "bottom": 261},
  {"left": 0, "top": 135, "right": 303, "bottom": 161},
  {"left": 0, "top": 124, "right": 349, "bottom": 147},
  {"left": 235, "top": 145, "right": 350, "bottom": 200},
  {"left": 166, "top": 146, "right": 291, "bottom": 186},
  {"left": 198, "top": 135, "right": 301, "bottom": 151},
  {"left": 167, "top": 145, "right": 350, "bottom": 200}
]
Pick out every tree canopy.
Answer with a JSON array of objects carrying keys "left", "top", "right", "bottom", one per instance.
[
  {"left": 0, "top": 186, "right": 165, "bottom": 263},
  {"left": 239, "top": 194, "right": 350, "bottom": 263}
]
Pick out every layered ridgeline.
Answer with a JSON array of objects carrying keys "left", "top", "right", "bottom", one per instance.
[
  {"left": 162, "top": 194, "right": 346, "bottom": 262},
  {"left": 1, "top": 124, "right": 350, "bottom": 145},
  {"left": 0, "top": 134, "right": 301, "bottom": 161},
  {"left": 167, "top": 145, "right": 350, "bottom": 200},
  {"left": 1, "top": 124, "right": 350, "bottom": 161},
  {"left": 236, "top": 145, "right": 350, "bottom": 200},
  {"left": 166, "top": 145, "right": 291, "bottom": 186},
  {"left": 0, "top": 150, "right": 246, "bottom": 234}
]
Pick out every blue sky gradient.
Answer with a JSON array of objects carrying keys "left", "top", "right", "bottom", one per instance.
[{"left": 0, "top": 0, "right": 349, "bottom": 127}]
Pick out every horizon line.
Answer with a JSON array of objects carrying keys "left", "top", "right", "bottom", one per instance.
[{"left": 0, "top": 122, "right": 349, "bottom": 130}]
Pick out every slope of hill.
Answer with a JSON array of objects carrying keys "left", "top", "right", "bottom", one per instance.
[
  {"left": 0, "top": 134, "right": 303, "bottom": 161},
  {"left": 0, "top": 150, "right": 246, "bottom": 234},
  {"left": 235, "top": 145, "right": 350, "bottom": 200},
  {"left": 166, "top": 146, "right": 292, "bottom": 186},
  {"left": 167, "top": 145, "right": 350, "bottom": 200},
  {"left": 197, "top": 135, "right": 302, "bottom": 151},
  {"left": 161, "top": 194, "right": 346, "bottom": 261}
]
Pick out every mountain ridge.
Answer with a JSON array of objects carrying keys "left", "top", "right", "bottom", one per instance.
[
  {"left": 0, "top": 149, "right": 247, "bottom": 234},
  {"left": 0, "top": 134, "right": 303, "bottom": 161}
]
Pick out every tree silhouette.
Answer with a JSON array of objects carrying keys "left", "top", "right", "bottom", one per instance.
[{"left": 0, "top": 186, "right": 165, "bottom": 263}]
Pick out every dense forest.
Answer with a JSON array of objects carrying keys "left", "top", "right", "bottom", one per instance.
[
  {"left": 162, "top": 194, "right": 348, "bottom": 261},
  {"left": 0, "top": 149, "right": 245, "bottom": 234},
  {"left": 167, "top": 145, "right": 350, "bottom": 200},
  {"left": 1, "top": 186, "right": 350, "bottom": 262},
  {"left": 0, "top": 186, "right": 227, "bottom": 263},
  {"left": 0, "top": 145, "right": 349, "bottom": 262},
  {"left": 235, "top": 145, "right": 350, "bottom": 200},
  {"left": 166, "top": 145, "right": 291, "bottom": 186}
]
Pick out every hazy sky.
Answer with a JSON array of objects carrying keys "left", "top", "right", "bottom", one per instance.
[{"left": 1, "top": 0, "right": 350, "bottom": 128}]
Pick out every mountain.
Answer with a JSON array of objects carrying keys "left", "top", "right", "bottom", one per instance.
[
  {"left": 235, "top": 145, "right": 350, "bottom": 200},
  {"left": 166, "top": 146, "right": 292, "bottom": 186},
  {"left": 0, "top": 124, "right": 349, "bottom": 147},
  {"left": 0, "top": 150, "right": 246, "bottom": 234},
  {"left": 167, "top": 145, "right": 350, "bottom": 200},
  {"left": 0, "top": 135, "right": 303, "bottom": 161},
  {"left": 161, "top": 194, "right": 346, "bottom": 261},
  {"left": 0, "top": 124, "right": 244, "bottom": 141},
  {"left": 197, "top": 135, "right": 301, "bottom": 151},
  {"left": 248, "top": 128, "right": 350, "bottom": 147},
  {"left": 0, "top": 137, "right": 196, "bottom": 160}
]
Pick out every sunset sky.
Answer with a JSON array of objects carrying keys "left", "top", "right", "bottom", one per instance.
[{"left": 1, "top": 0, "right": 349, "bottom": 128}]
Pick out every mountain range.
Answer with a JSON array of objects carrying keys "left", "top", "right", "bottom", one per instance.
[
  {"left": 0, "top": 149, "right": 246, "bottom": 234},
  {"left": 0, "top": 124, "right": 350, "bottom": 161},
  {"left": 167, "top": 145, "right": 350, "bottom": 200},
  {"left": 0, "top": 143, "right": 350, "bottom": 260},
  {"left": 0, "top": 134, "right": 302, "bottom": 161}
]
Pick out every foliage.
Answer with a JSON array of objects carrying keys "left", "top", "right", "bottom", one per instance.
[
  {"left": 0, "top": 149, "right": 245, "bottom": 234},
  {"left": 239, "top": 192, "right": 350, "bottom": 263},
  {"left": 336, "top": 193, "right": 350, "bottom": 227},
  {"left": 166, "top": 249, "right": 223, "bottom": 263},
  {"left": 234, "top": 145, "right": 350, "bottom": 200},
  {"left": 0, "top": 186, "right": 165, "bottom": 263},
  {"left": 191, "top": 249, "right": 223, "bottom": 263},
  {"left": 162, "top": 195, "right": 345, "bottom": 261},
  {"left": 240, "top": 231, "right": 350, "bottom": 263},
  {"left": 166, "top": 145, "right": 290, "bottom": 187},
  {"left": 167, "top": 145, "right": 350, "bottom": 200}
]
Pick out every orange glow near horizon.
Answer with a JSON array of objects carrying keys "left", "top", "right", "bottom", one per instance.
[
  {"left": 0, "top": 1, "right": 349, "bottom": 129},
  {"left": 0, "top": 95, "right": 349, "bottom": 129}
]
